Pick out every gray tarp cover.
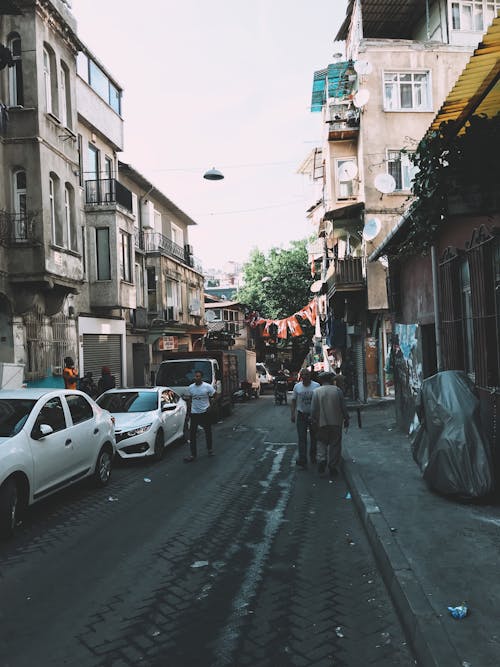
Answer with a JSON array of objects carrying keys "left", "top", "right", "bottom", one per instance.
[{"left": 412, "top": 371, "right": 493, "bottom": 498}]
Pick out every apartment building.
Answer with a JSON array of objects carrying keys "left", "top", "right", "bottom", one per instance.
[
  {"left": 0, "top": 0, "right": 205, "bottom": 388},
  {"left": 304, "top": 0, "right": 495, "bottom": 400}
]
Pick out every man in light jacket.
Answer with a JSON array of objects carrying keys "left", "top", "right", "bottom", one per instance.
[{"left": 311, "top": 371, "right": 350, "bottom": 476}]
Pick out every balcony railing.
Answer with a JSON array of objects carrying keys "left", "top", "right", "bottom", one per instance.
[
  {"left": 85, "top": 179, "right": 133, "bottom": 213},
  {"left": 136, "top": 231, "right": 203, "bottom": 273},
  {"left": 0, "top": 211, "right": 36, "bottom": 245},
  {"left": 327, "top": 257, "right": 365, "bottom": 295}
]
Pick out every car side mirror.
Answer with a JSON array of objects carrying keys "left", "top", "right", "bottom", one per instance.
[{"left": 32, "top": 423, "right": 54, "bottom": 440}]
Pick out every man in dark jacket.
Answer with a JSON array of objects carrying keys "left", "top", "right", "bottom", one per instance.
[
  {"left": 97, "top": 366, "right": 115, "bottom": 395},
  {"left": 311, "top": 371, "right": 349, "bottom": 476}
]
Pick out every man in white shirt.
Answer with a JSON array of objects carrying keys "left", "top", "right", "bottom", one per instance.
[
  {"left": 291, "top": 369, "right": 320, "bottom": 468},
  {"left": 184, "top": 370, "right": 217, "bottom": 462}
]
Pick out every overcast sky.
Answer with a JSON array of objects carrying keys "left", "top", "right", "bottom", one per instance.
[{"left": 73, "top": 1, "right": 348, "bottom": 271}]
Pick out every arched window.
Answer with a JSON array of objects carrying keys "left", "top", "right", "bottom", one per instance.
[
  {"left": 64, "top": 183, "right": 77, "bottom": 250},
  {"left": 8, "top": 33, "right": 23, "bottom": 107},
  {"left": 60, "top": 61, "right": 71, "bottom": 128},
  {"left": 13, "top": 169, "right": 27, "bottom": 240},
  {"left": 49, "top": 173, "right": 62, "bottom": 245},
  {"left": 43, "top": 45, "right": 58, "bottom": 117}
]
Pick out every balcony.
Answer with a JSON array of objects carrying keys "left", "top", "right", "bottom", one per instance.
[
  {"left": 326, "top": 107, "right": 360, "bottom": 141},
  {"left": 139, "top": 232, "right": 203, "bottom": 272},
  {"left": 85, "top": 179, "right": 133, "bottom": 213},
  {"left": 0, "top": 211, "right": 37, "bottom": 245},
  {"left": 326, "top": 257, "right": 365, "bottom": 296}
]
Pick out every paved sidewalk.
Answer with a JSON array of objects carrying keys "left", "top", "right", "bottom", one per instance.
[{"left": 342, "top": 403, "right": 500, "bottom": 667}]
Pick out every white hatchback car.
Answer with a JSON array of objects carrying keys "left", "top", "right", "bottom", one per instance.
[
  {"left": 256, "top": 363, "right": 274, "bottom": 394},
  {"left": 0, "top": 388, "right": 116, "bottom": 537},
  {"left": 96, "top": 387, "right": 187, "bottom": 460}
]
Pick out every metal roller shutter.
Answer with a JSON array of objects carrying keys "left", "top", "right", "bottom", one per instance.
[{"left": 82, "top": 334, "right": 122, "bottom": 387}]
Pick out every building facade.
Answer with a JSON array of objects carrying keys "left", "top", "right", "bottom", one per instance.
[
  {"left": 0, "top": 0, "right": 206, "bottom": 389},
  {"left": 303, "top": 0, "right": 495, "bottom": 400}
]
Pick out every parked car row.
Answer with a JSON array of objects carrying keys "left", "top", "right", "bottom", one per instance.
[{"left": 0, "top": 386, "right": 188, "bottom": 537}]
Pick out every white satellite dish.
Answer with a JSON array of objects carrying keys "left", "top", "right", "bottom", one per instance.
[
  {"left": 310, "top": 280, "right": 323, "bottom": 293},
  {"left": 353, "top": 88, "right": 370, "bottom": 108},
  {"left": 378, "top": 256, "right": 389, "bottom": 268},
  {"left": 338, "top": 161, "right": 358, "bottom": 182},
  {"left": 205, "top": 310, "right": 216, "bottom": 322},
  {"left": 325, "top": 220, "right": 334, "bottom": 236},
  {"left": 374, "top": 173, "right": 396, "bottom": 194},
  {"left": 362, "top": 217, "right": 382, "bottom": 241},
  {"left": 354, "top": 60, "right": 373, "bottom": 75}
]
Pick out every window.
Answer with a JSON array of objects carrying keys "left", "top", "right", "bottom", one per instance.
[
  {"left": 87, "top": 144, "right": 100, "bottom": 203},
  {"left": 119, "top": 230, "right": 132, "bottom": 282},
  {"left": 8, "top": 33, "right": 23, "bottom": 106},
  {"left": 66, "top": 394, "right": 94, "bottom": 424},
  {"left": 34, "top": 397, "right": 67, "bottom": 434},
  {"left": 451, "top": 1, "right": 500, "bottom": 31},
  {"left": 166, "top": 279, "right": 181, "bottom": 318},
  {"left": 13, "top": 169, "right": 27, "bottom": 239},
  {"left": 104, "top": 156, "right": 113, "bottom": 180},
  {"left": 335, "top": 158, "right": 357, "bottom": 200},
  {"left": 60, "top": 62, "right": 71, "bottom": 128},
  {"left": 383, "top": 71, "right": 430, "bottom": 111},
  {"left": 135, "top": 263, "right": 144, "bottom": 306},
  {"left": 460, "top": 258, "right": 475, "bottom": 377},
  {"left": 387, "top": 150, "right": 418, "bottom": 191},
  {"left": 171, "top": 222, "right": 183, "bottom": 247},
  {"left": 64, "top": 184, "right": 77, "bottom": 250},
  {"left": 96, "top": 228, "right": 111, "bottom": 280},
  {"left": 49, "top": 175, "right": 60, "bottom": 243},
  {"left": 154, "top": 209, "right": 162, "bottom": 234},
  {"left": 43, "top": 46, "right": 58, "bottom": 117}
]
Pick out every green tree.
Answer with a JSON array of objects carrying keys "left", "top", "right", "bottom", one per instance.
[{"left": 237, "top": 239, "right": 313, "bottom": 319}]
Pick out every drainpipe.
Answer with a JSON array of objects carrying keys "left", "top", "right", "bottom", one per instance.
[
  {"left": 431, "top": 244, "right": 443, "bottom": 371},
  {"left": 426, "top": 0, "right": 431, "bottom": 40}
]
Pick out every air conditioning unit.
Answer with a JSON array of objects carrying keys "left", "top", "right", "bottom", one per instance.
[{"left": 141, "top": 200, "right": 154, "bottom": 229}]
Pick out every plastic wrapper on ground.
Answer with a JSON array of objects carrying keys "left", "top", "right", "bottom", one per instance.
[{"left": 411, "top": 371, "right": 493, "bottom": 499}]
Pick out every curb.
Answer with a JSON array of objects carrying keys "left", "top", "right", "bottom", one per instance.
[{"left": 342, "top": 443, "right": 461, "bottom": 667}]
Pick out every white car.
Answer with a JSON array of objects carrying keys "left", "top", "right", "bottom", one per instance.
[
  {"left": 256, "top": 363, "right": 274, "bottom": 394},
  {"left": 0, "top": 389, "right": 116, "bottom": 537},
  {"left": 96, "top": 387, "right": 187, "bottom": 460}
]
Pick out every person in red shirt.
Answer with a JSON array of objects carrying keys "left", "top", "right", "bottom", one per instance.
[{"left": 63, "top": 357, "right": 78, "bottom": 390}]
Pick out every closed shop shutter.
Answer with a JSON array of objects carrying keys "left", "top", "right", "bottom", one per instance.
[
  {"left": 82, "top": 334, "right": 122, "bottom": 387},
  {"left": 352, "top": 336, "right": 365, "bottom": 402}
]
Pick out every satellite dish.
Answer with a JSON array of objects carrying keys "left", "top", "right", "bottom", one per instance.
[
  {"left": 362, "top": 217, "right": 382, "bottom": 241},
  {"left": 374, "top": 173, "right": 396, "bottom": 194},
  {"left": 205, "top": 310, "right": 216, "bottom": 322},
  {"left": 338, "top": 161, "right": 358, "bottom": 182},
  {"left": 353, "top": 88, "right": 370, "bottom": 108},
  {"left": 310, "top": 280, "right": 323, "bottom": 293},
  {"left": 325, "top": 220, "right": 334, "bottom": 236},
  {"left": 378, "top": 256, "right": 389, "bottom": 268},
  {"left": 353, "top": 60, "right": 373, "bottom": 75}
]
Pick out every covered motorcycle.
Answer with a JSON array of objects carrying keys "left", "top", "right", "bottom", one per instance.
[{"left": 411, "top": 370, "right": 494, "bottom": 499}]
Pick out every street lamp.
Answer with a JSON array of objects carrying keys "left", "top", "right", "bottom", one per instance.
[{"left": 203, "top": 167, "right": 224, "bottom": 181}]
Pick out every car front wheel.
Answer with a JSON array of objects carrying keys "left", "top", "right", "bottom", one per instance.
[
  {"left": 94, "top": 446, "right": 113, "bottom": 486},
  {"left": 154, "top": 430, "right": 165, "bottom": 461},
  {"left": 0, "top": 479, "right": 18, "bottom": 537}
]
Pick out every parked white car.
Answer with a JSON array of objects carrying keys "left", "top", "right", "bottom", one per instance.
[
  {"left": 256, "top": 363, "right": 274, "bottom": 393},
  {"left": 96, "top": 387, "right": 187, "bottom": 460},
  {"left": 0, "top": 389, "right": 116, "bottom": 537}
]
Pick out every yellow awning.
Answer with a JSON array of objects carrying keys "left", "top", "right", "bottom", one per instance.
[{"left": 429, "top": 14, "right": 500, "bottom": 135}]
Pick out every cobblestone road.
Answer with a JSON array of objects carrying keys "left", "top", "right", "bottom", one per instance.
[{"left": 0, "top": 395, "right": 416, "bottom": 667}]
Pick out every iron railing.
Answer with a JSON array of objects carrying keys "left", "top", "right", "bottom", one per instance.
[
  {"left": 85, "top": 179, "right": 133, "bottom": 213},
  {"left": 329, "top": 257, "right": 365, "bottom": 287},
  {"left": 0, "top": 210, "right": 36, "bottom": 245}
]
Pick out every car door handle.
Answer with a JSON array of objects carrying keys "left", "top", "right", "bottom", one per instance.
[
  {"left": 65, "top": 439, "right": 72, "bottom": 446},
  {"left": 93, "top": 428, "right": 99, "bottom": 434}
]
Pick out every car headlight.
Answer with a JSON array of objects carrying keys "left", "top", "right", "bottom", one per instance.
[{"left": 125, "top": 424, "right": 152, "bottom": 437}]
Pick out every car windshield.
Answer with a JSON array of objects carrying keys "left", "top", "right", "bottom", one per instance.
[
  {"left": 0, "top": 399, "right": 37, "bottom": 437},
  {"left": 156, "top": 360, "right": 212, "bottom": 387},
  {"left": 97, "top": 392, "right": 158, "bottom": 413}
]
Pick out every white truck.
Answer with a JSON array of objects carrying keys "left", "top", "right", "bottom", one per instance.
[{"left": 232, "top": 349, "right": 261, "bottom": 397}]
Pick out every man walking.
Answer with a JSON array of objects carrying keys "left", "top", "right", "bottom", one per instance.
[
  {"left": 291, "top": 368, "right": 320, "bottom": 468},
  {"left": 184, "top": 370, "right": 217, "bottom": 463},
  {"left": 311, "top": 371, "right": 350, "bottom": 476}
]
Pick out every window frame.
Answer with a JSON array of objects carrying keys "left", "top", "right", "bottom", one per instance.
[
  {"left": 8, "top": 33, "right": 23, "bottom": 107},
  {"left": 119, "top": 230, "right": 132, "bottom": 283},
  {"left": 96, "top": 227, "right": 111, "bottom": 281},
  {"left": 450, "top": 0, "right": 500, "bottom": 32},
  {"left": 335, "top": 157, "right": 357, "bottom": 200},
  {"left": 382, "top": 70, "right": 432, "bottom": 112},
  {"left": 387, "top": 149, "right": 418, "bottom": 191}
]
